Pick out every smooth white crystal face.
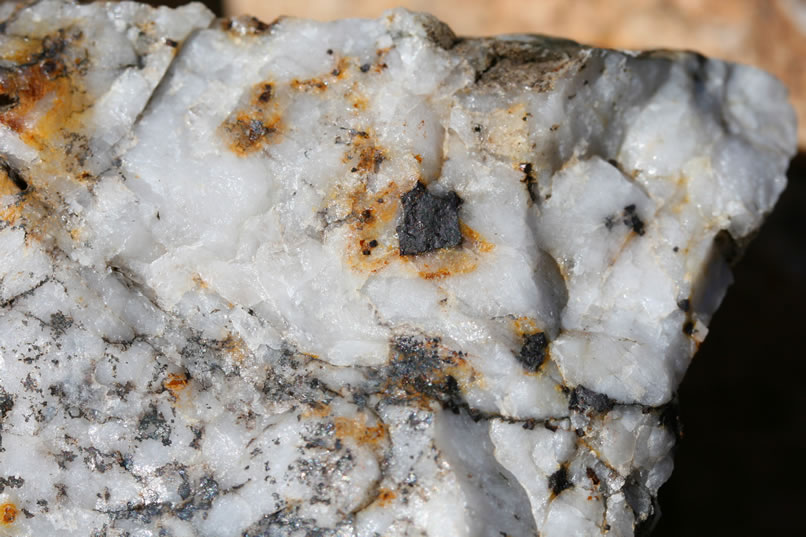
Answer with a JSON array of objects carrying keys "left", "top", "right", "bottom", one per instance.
[{"left": 0, "top": 1, "right": 796, "bottom": 536}]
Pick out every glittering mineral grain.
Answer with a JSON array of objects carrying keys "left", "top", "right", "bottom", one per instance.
[{"left": 0, "top": 1, "right": 796, "bottom": 536}]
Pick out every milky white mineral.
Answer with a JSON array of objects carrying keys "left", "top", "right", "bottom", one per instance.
[{"left": 0, "top": 1, "right": 796, "bottom": 536}]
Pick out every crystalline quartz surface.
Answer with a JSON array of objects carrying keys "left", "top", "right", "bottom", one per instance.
[{"left": 0, "top": 1, "right": 796, "bottom": 536}]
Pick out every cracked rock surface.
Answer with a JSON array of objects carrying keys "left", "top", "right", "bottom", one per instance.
[{"left": 0, "top": 1, "right": 796, "bottom": 536}]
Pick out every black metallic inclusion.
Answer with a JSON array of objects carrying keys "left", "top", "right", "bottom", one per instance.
[{"left": 397, "top": 181, "right": 463, "bottom": 256}]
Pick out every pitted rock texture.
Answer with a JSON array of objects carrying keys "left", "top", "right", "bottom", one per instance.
[{"left": 0, "top": 1, "right": 796, "bottom": 536}]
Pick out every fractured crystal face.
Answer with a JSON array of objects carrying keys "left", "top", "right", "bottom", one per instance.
[{"left": 0, "top": 1, "right": 796, "bottom": 536}]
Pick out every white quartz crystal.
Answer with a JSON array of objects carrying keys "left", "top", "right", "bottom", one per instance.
[{"left": 0, "top": 1, "right": 796, "bottom": 536}]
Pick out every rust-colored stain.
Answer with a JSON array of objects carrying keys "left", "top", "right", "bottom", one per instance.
[
  {"left": 0, "top": 58, "right": 68, "bottom": 137},
  {"left": 381, "top": 337, "right": 482, "bottom": 410},
  {"left": 0, "top": 176, "right": 24, "bottom": 226},
  {"left": 290, "top": 77, "right": 327, "bottom": 92},
  {"left": 331, "top": 165, "right": 495, "bottom": 280},
  {"left": 221, "top": 333, "right": 249, "bottom": 363},
  {"left": 220, "top": 15, "right": 276, "bottom": 35},
  {"left": 341, "top": 179, "right": 408, "bottom": 274},
  {"left": 351, "top": 94, "right": 368, "bottom": 110},
  {"left": 409, "top": 222, "right": 494, "bottom": 280},
  {"left": 0, "top": 38, "right": 92, "bottom": 160},
  {"left": 301, "top": 403, "right": 331, "bottom": 419},
  {"left": 164, "top": 373, "right": 188, "bottom": 399},
  {"left": 191, "top": 273, "right": 209, "bottom": 289},
  {"left": 0, "top": 31, "right": 98, "bottom": 239},
  {"left": 373, "top": 48, "right": 391, "bottom": 73},
  {"left": 0, "top": 502, "right": 16, "bottom": 525},
  {"left": 0, "top": 203, "right": 23, "bottom": 226},
  {"left": 221, "top": 80, "right": 284, "bottom": 156},
  {"left": 222, "top": 111, "right": 283, "bottom": 156},
  {"left": 513, "top": 316, "right": 540, "bottom": 338},
  {"left": 342, "top": 128, "right": 386, "bottom": 175},
  {"left": 252, "top": 82, "right": 274, "bottom": 105},
  {"left": 323, "top": 128, "right": 399, "bottom": 273},
  {"left": 0, "top": 157, "right": 31, "bottom": 226},
  {"left": 292, "top": 57, "right": 350, "bottom": 93},
  {"left": 375, "top": 488, "right": 397, "bottom": 507},
  {"left": 333, "top": 414, "right": 387, "bottom": 447}
]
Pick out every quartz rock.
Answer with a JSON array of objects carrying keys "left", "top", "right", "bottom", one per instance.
[{"left": 0, "top": 1, "right": 796, "bottom": 536}]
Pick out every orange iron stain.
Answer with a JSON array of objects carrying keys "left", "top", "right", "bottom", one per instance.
[{"left": 1, "top": 503, "right": 16, "bottom": 524}]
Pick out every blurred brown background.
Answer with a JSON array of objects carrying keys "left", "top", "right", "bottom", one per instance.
[{"left": 155, "top": 1, "right": 805, "bottom": 535}]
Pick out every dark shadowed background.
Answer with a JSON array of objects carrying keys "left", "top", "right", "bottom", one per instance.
[{"left": 144, "top": 1, "right": 806, "bottom": 534}]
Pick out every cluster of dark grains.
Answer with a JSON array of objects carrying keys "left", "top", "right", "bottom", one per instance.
[
  {"left": 569, "top": 385, "right": 615, "bottom": 413},
  {"left": 517, "top": 332, "right": 549, "bottom": 372},
  {"left": 623, "top": 204, "right": 646, "bottom": 236},
  {"left": 548, "top": 466, "right": 573, "bottom": 495}
]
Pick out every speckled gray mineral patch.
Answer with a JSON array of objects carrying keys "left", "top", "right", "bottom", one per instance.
[{"left": 0, "top": 1, "right": 797, "bottom": 536}]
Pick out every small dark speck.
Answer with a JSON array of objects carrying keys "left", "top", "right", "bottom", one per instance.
[
  {"left": 362, "top": 249, "right": 371, "bottom": 256},
  {"left": 677, "top": 299, "right": 690, "bottom": 312},
  {"left": 350, "top": 167, "right": 358, "bottom": 173},
  {"left": 165, "top": 38, "right": 178, "bottom": 48},
  {"left": 473, "top": 124, "right": 482, "bottom": 133},
  {"left": 683, "top": 321, "right": 695, "bottom": 335},
  {"left": 369, "top": 239, "right": 378, "bottom": 248},
  {"left": 360, "top": 63, "right": 371, "bottom": 73},
  {"left": 331, "top": 68, "right": 340, "bottom": 76},
  {"left": 326, "top": 48, "right": 333, "bottom": 55},
  {"left": 673, "top": 246, "right": 679, "bottom": 252}
]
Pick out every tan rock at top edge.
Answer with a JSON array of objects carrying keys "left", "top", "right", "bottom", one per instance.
[{"left": 228, "top": 0, "right": 806, "bottom": 147}]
